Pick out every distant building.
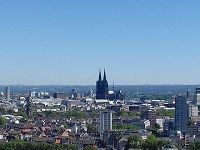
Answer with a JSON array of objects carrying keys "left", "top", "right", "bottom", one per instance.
[
  {"left": 196, "top": 88, "right": 200, "bottom": 106},
  {"left": 5, "top": 87, "right": 10, "bottom": 101},
  {"left": 96, "top": 70, "right": 123, "bottom": 100},
  {"left": 53, "top": 92, "right": 66, "bottom": 99},
  {"left": 26, "top": 96, "right": 32, "bottom": 118},
  {"left": 188, "top": 104, "right": 198, "bottom": 118},
  {"left": 156, "top": 118, "right": 164, "bottom": 130},
  {"left": 144, "top": 110, "right": 156, "bottom": 126},
  {"left": 96, "top": 69, "right": 108, "bottom": 99},
  {"left": 108, "top": 83, "right": 124, "bottom": 100},
  {"left": 175, "top": 96, "right": 188, "bottom": 133},
  {"left": 100, "top": 111, "right": 112, "bottom": 139},
  {"left": 64, "top": 99, "right": 81, "bottom": 108},
  {"left": 163, "top": 119, "right": 175, "bottom": 136}
]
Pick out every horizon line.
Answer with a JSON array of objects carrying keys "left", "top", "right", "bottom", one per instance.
[{"left": 0, "top": 84, "right": 199, "bottom": 86}]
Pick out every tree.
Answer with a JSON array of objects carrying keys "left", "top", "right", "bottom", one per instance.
[
  {"left": 86, "top": 123, "right": 97, "bottom": 133},
  {"left": 156, "top": 109, "right": 175, "bottom": 118},
  {"left": 142, "top": 135, "right": 158, "bottom": 150},
  {"left": 0, "top": 141, "right": 78, "bottom": 150},
  {"left": 125, "top": 135, "right": 143, "bottom": 150},
  {"left": 83, "top": 145, "right": 97, "bottom": 150},
  {"left": 141, "top": 135, "right": 169, "bottom": 150},
  {"left": 188, "top": 141, "right": 200, "bottom": 150},
  {"left": 0, "top": 116, "right": 7, "bottom": 125},
  {"left": 153, "top": 123, "right": 161, "bottom": 130}
]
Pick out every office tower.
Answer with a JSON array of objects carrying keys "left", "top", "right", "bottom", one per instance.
[
  {"left": 5, "top": 87, "right": 10, "bottom": 100},
  {"left": 175, "top": 96, "right": 188, "bottom": 133},
  {"left": 26, "top": 96, "right": 32, "bottom": 118},
  {"left": 96, "top": 69, "right": 109, "bottom": 99},
  {"left": 100, "top": 111, "right": 112, "bottom": 139},
  {"left": 188, "top": 104, "right": 198, "bottom": 118},
  {"left": 195, "top": 88, "right": 200, "bottom": 105}
]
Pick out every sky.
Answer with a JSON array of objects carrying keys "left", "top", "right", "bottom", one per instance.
[{"left": 0, "top": 0, "right": 200, "bottom": 85}]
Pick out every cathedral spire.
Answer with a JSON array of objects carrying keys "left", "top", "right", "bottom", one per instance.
[
  {"left": 98, "top": 70, "right": 102, "bottom": 81},
  {"left": 103, "top": 68, "right": 107, "bottom": 81}
]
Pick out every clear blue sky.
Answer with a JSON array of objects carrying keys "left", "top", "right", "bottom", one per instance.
[{"left": 0, "top": 0, "right": 200, "bottom": 85}]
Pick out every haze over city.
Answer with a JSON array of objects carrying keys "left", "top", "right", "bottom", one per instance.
[
  {"left": 2, "top": 1, "right": 200, "bottom": 150},
  {"left": 0, "top": 1, "right": 200, "bottom": 85}
]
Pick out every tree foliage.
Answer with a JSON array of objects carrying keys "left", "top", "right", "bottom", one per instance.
[
  {"left": 125, "top": 135, "right": 170, "bottom": 150},
  {"left": 83, "top": 145, "right": 97, "bottom": 150},
  {"left": 0, "top": 141, "right": 78, "bottom": 150},
  {"left": 113, "top": 124, "right": 138, "bottom": 131},
  {"left": 125, "top": 135, "right": 143, "bottom": 149},
  {"left": 0, "top": 116, "right": 7, "bottom": 125},
  {"left": 156, "top": 109, "right": 175, "bottom": 118},
  {"left": 86, "top": 123, "right": 97, "bottom": 133},
  {"left": 188, "top": 141, "right": 200, "bottom": 150}
]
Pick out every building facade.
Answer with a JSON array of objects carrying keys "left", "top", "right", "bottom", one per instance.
[
  {"left": 100, "top": 111, "right": 112, "bottom": 139},
  {"left": 188, "top": 104, "right": 198, "bottom": 118},
  {"left": 96, "top": 70, "right": 108, "bottom": 99},
  {"left": 175, "top": 96, "right": 188, "bottom": 133},
  {"left": 5, "top": 87, "right": 10, "bottom": 101},
  {"left": 196, "top": 87, "right": 200, "bottom": 106}
]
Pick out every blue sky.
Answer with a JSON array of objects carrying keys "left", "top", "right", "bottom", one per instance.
[{"left": 0, "top": 0, "right": 200, "bottom": 85}]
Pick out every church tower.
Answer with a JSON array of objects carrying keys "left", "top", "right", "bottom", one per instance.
[
  {"left": 96, "top": 69, "right": 109, "bottom": 99},
  {"left": 96, "top": 70, "right": 103, "bottom": 99},
  {"left": 102, "top": 69, "right": 108, "bottom": 99}
]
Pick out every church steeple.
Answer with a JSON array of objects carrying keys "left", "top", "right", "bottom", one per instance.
[
  {"left": 98, "top": 70, "right": 102, "bottom": 81},
  {"left": 96, "top": 69, "right": 108, "bottom": 99},
  {"left": 103, "top": 68, "right": 107, "bottom": 81}
]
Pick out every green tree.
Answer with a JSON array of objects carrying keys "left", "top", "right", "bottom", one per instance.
[
  {"left": 83, "top": 145, "right": 97, "bottom": 150},
  {"left": 141, "top": 135, "right": 169, "bottom": 150},
  {"left": 153, "top": 123, "right": 161, "bottom": 130},
  {"left": 142, "top": 135, "right": 158, "bottom": 150},
  {"left": 0, "top": 141, "right": 78, "bottom": 150},
  {"left": 86, "top": 123, "right": 97, "bottom": 133},
  {"left": 113, "top": 124, "right": 138, "bottom": 131},
  {"left": 156, "top": 109, "right": 175, "bottom": 118},
  {"left": 125, "top": 135, "right": 143, "bottom": 150},
  {"left": 0, "top": 116, "right": 7, "bottom": 125},
  {"left": 188, "top": 141, "right": 200, "bottom": 150}
]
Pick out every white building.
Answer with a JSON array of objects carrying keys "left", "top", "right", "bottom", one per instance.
[
  {"left": 196, "top": 88, "right": 200, "bottom": 105},
  {"left": 188, "top": 104, "right": 198, "bottom": 118},
  {"left": 100, "top": 111, "right": 112, "bottom": 139},
  {"left": 156, "top": 118, "right": 165, "bottom": 130},
  {"left": 5, "top": 87, "right": 10, "bottom": 101}
]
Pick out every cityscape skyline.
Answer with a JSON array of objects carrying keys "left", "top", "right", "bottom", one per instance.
[{"left": 1, "top": 1, "right": 200, "bottom": 85}]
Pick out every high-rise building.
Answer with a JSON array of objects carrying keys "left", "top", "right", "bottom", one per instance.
[
  {"left": 100, "top": 111, "right": 112, "bottom": 139},
  {"left": 5, "top": 87, "right": 10, "bottom": 101},
  {"left": 175, "top": 96, "right": 188, "bottom": 133},
  {"left": 195, "top": 88, "right": 200, "bottom": 105},
  {"left": 96, "top": 69, "right": 108, "bottom": 99},
  {"left": 26, "top": 96, "right": 32, "bottom": 118}
]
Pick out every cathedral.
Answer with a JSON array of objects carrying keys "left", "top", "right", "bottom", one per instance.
[
  {"left": 96, "top": 69, "right": 109, "bottom": 99},
  {"left": 96, "top": 69, "right": 124, "bottom": 100}
]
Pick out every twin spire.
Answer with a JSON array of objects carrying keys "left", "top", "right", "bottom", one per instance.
[{"left": 98, "top": 69, "right": 107, "bottom": 81}]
